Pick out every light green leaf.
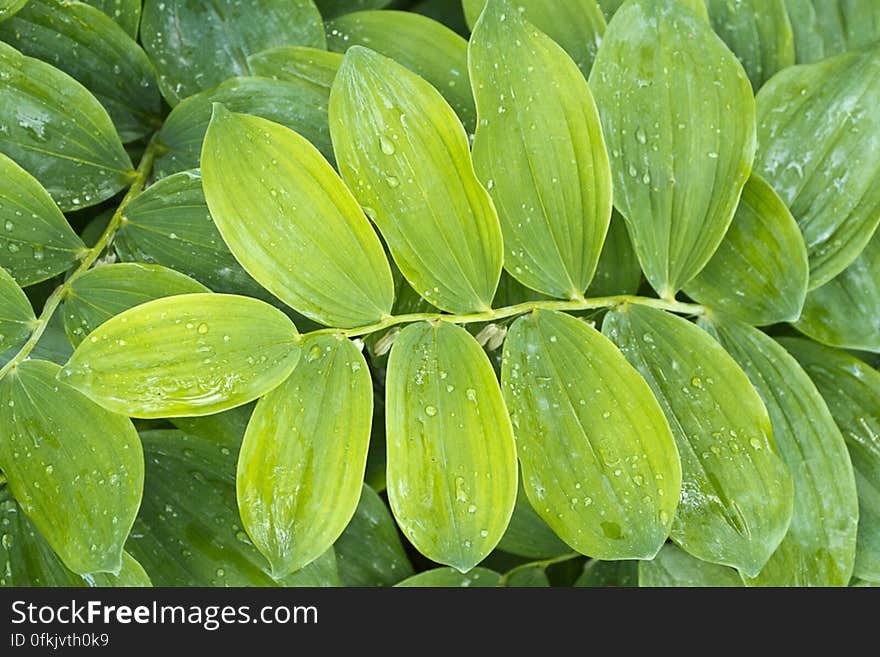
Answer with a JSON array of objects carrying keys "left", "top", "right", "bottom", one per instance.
[
  {"left": 0, "top": 153, "right": 85, "bottom": 286},
  {"left": 327, "top": 10, "right": 475, "bottom": 131},
  {"left": 0, "top": 487, "right": 150, "bottom": 586},
  {"left": 59, "top": 293, "right": 301, "bottom": 418},
  {"left": 497, "top": 479, "right": 570, "bottom": 559},
  {"left": 317, "top": 0, "right": 390, "bottom": 19},
  {"left": 462, "top": 0, "right": 606, "bottom": 76},
  {"left": 83, "top": 0, "right": 141, "bottom": 37},
  {"left": 704, "top": 318, "right": 858, "bottom": 586},
  {"left": 202, "top": 107, "right": 394, "bottom": 328},
  {"left": 574, "top": 559, "right": 638, "bottom": 587},
  {"left": 248, "top": 46, "right": 342, "bottom": 88},
  {"left": 0, "top": 0, "right": 161, "bottom": 143},
  {"left": 115, "top": 170, "right": 270, "bottom": 300},
  {"left": 0, "top": 265, "right": 34, "bottom": 353},
  {"left": 684, "top": 174, "right": 808, "bottom": 326},
  {"left": 793, "top": 230, "right": 880, "bottom": 353},
  {"left": 330, "top": 46, "right": 503, "bottom": 313},
  {"left": 783, "top": 339, "right": 880, "bottom": 583},
  {"left": 589, "top": 0, "right": 755, "bottom": 298},
  {"left": 63, "top": 263, "right": 209, "bottom": 346},
  {"left": 386, "top": 321, "right": 517, "bottom": 571},
  {"left": 0, "top": 0, "right": 27, "bottom": 21},
  {"left": 755, "top": 49, "right": 880, "bottom": 288},
  {"left": 140, "top": 0, "right": 326, "bottom": 106},
  {"left": 469, "top": 1, "right": 612, "bottom": 299},
  {"left": 585, "top": 211, "right": 642, "bottom": 297},
  {"left": 154, "top": 76, "right": 333, "bottom": 178},
  {"left": 127, "top": 429, "right": 338, "bottom": 586},
  {"left": 639, "top": 543, "right": 742, "bottom": 587},
  {"left": 503, "top": 565, "right": 550, "bottom": 587},
  {"left": 704, "top": 0, "right": 795, "bottom": 90},
  {"left": 334, "top": 484, "right": 414, "bottom": 586},
  {"left": 0, "top": 43, "right": 133, "bottom": 211},
  {"left": 785, "top": 0, "right": 880, "bottom": 64},
  {"left": 396, "top": 567, "right": 501, "bottom": 587},
  {"left": 502, "top": 310, "right": 681, "bottom": 559},
  {"left": 602, "top": 305, "right": 793, "bottom": 576},
  {"left": 237, "top": 334, "right": 371, "bottom": 577},
  {"left": 0, "top": 360, "right": 143, "bottom": 574}
]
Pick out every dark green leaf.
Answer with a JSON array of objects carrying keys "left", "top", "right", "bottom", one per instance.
[
  {"left": 83, "top": 0, "right": 141, "bottom": 37},
  {"left": 497, "top": 479, "right": 570, "bottom": 559},
  {"left": 785, "top": 0, "right": 880, "bottom": 64},
  {"left": 639, "top": 543, "right": 742, "bottom": 587},
  {"left": 248, "top": 46, "right": 342, "bottom": 88},
  {"left": 316, "top": 0, "right": 389, "bottom": 20},
  {"left": 574, "top": 559, "right": 638, "bottom": 587},
  {"left": 585, "top": 211, "right": 642, "bottom": 297},
  {"left": 0, "top": 265, "right": 34, "bottom": 353},
  {"left": 503, "top": 566, "right": 550, "bottom": 587}
]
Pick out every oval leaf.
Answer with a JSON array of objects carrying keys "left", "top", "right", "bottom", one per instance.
[
  {"left": 639, "top": 543, "right": 742, "bottom": 587},
  {"left": 0, "top": 265, "right": 34, "bottom": 353},
  {"left": 0, "top": 359, "right": 143, "bottom": 574},
  {"left": 59, "top": 293, "right": 301, "bottom": 418},
  {"left": 684, "top": 174, "right": 808, "bottom": 326},
  {"left": 202, "top": 107, "right": 394, "bottom": 328},
  {"left": 248, "top": 46, "right": 342, "bottom": 87},
  {"left": 0, "top": 0, "right": 27, "bottom": 21},
  {"left": 140, "top": 0, "right": 326, "bottom": 106},
  {"left": 602, "top": 305, "right": 793, "bottom": 576},
  {"left": 704, "top": 318, "right": 858, "bottom": 586},
  {"left": 469, "top": 1, "right": 612, "bottom": 299},
  {"left": 502, "top": 310, "right": 681, "bottom": 559},
  {"left": 386, "top": 321, "right": 517, "bottom": 571},
  {"left": 0, "top": 42, "right": 133, "bottom": 211},
  {"left": 326, "top": 10, "right": 475, "bottom": 131},
  {"left": 589, "top": 0, "right": 756, "bottom": 297},
  {"left": 84, "top": 0, "right": 141, "bottom": 37},
  {"left": 755, "top": 49, "right": 880, "bottom": 288},
  {"left": 63, "top": 262, "right": 210, "bottom": 345},
  {"left": 396, "top": 567, "right": 501, "bottom": 587},
  {"left": 330, "top": 46, "right": 503, "bottom": 313}
]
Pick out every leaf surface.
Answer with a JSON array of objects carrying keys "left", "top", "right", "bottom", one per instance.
[{"left": 638, "top": 543, "right": 742, "bottom": 587}]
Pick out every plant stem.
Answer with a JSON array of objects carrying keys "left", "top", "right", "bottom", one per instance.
[
  {"left": 311, "top": 294, "right": 704, "bottom": 340},
  {"left": 0, "top": 137, "right": 160, "bottom": 380},
  {"left": 497, "top": 552, "right": 583, "bottom": 586}
]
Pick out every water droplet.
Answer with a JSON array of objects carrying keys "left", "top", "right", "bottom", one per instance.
[
  {"left": 197, "top": 323, "right": 209, "bottom": 335},
  {"left": 425, "top": 405, "right": 437, "bottom": 417},
  {"left": 465, "top": 388, "right": 477, "bottom": 402},
  {"left": 306, "top": 345, "right": 322, "bottom": 362},
  {"left": 379, "top": 135, "right": 395, "bottom": 155},
  {"left": 749, "top": 438, "right": 763, "bottom": 450},
  {"left": 691, "top": 376, "right": 703, "bottom": 389},
  {"left": 3, "top": 221, "right": 12, "bottom": 231},
  {"left": 216, "top": 568, "right": 225, "bottom": 577},
  {"left": 45, "top": 465, "right": 54, "bottom": 474},
  {"left": 385, "top": 176, "right": 399, "bottom": 188},
  {"left": 636, "top": 127, "right": 647, "bottom": 144}
]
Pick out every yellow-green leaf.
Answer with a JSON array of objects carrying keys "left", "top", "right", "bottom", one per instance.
[
  {"left": 0, "top": 265, "right": 34, "bottom": 353},
  {"left": 589, "top": 0, "right": 755, "bottom": 297},
  {"left": 0, "top": 0, "right": 27, "bottom": 21},
  {"left": 502, "top": 309, "right": 681, "bottom": 559},
  {"left": 0, "top": 360, "right": 143, "bottom": 574},
  {"left": 602, "top": 305, "right": 793, "bottom": 576},
  {"left": 639, "top": 543, "right": 742, "bottom": 587},
  {"left": 202, "top": 107, "right": 394, "bottom": 327},
  {"left": 238, "top": 334, "right": 372, "bottom": 577},
  {"left": 684, "top": 174, "right": 808, "bottom": 326},
  {"left": 469, "top": 1, "right": 612, "bottom": 299},
  {"left": 59, "top": 293, "right": 300, "bottom": 418},
  {"left": 386, "top": 321, "right": 517, "bottom": 571},
  {"left": 330, "top": 46, "right": 503, "bottom": 313}
]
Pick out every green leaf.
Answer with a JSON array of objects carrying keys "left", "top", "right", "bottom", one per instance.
[
  {"left": 237, "top": 334, "right": 372, "bottom": 577},
  {"left": 326, "top": 10, "right": 475, "bottom": 131},
  {"left": 140, "top": 0, "right": 326, "bottom": 106},
  {"left": 0, "top": 0, "right": 161, "bottom": 143},
  {"left": 0, "top": 265, "right": 34, "bottom": 353},
  {"left": 334, "top": 484, "right": 414, "bottom": 586},
  {"left": 114, "top": 170, "right": 270, "bottom": 300},
  {"left": 497, "top": 479, "right": 571, "bottom": 559},
  {"left": 316, "top": 0, "right": 390, "bottom": 19},
  {"left": 638, "top": 543, "right": 742, "bottom": 587},
  {"left": 0, "top": 42, "right": 133, "bottom": 211},
  {"left": 59, "top": 293, "right": 301, "bottom": 418},
  {"left": 785, "top": 0, "right": 880, "bottom": 64},
  {"left": 462, "top": 0, "right": 606, "bottom": 76},
  {"left": 585, "top": 211, "right": 642, "bottom": 298},
  {"left": 0, "top": 0, "right": 27, "bottom": 21},
  {"left": 684, "top": 175, "right": 808, "bottom": 326},
  {"left": 171, "top": 404, "right": 253, "bottom": 446},
  {"left": 589, "top": 0, "right": 755, "bottom": 297},
  {"left": 755, "top": 49, "right": 880, "bottom": 288},
  {"left": 330, "top": 46, "right": 503, "bottom": 313},
  {"left": 127, "top": 429, "right": 338, "bottom": 586},
  {"left": 396, "top": 567, "right": 501, "bottom": 587},
  {"left": 0, "top": 360, "right": 143, "bottom": 574},
  {"left": 793, "top": 230, "right": 880, "bottom": 353},
  {"left": 154, "top": 76, "right": 333, "bottom": 178},
  {"left": 63, "top": 263, "right": 209, "bottom": 346},
  {"left": 0, "top": 153, "right": 85, "bottom": 286},
  {"left": 704, "top": 0, "right": 795, "bottom": 90},
  {"left": 596, "top": 0, "right": 623, "bottom": 21},
  {"left": 574, "top": 559, "right": 638, "bottom": 587},
  {"left": 248, "top": 46, "right": 342, "bottom": 87},
  {"left": 783, "top": 339, "right": 880, "bottom": 583},
  {"left": 502, "top": 309, "right": 681, "bottom": 559},
  {"left": 703, "top": 318, "right": 858, "bottom": 586},
  {"left": 0, "top": 487, "right": 150, "bottom": 586},
  {"left": 602, "top": 305, "right": 793, "bottom": 576},
  {"left": 469, "top": 1, "right": 612, "bottom": 299},
  {"left": 386, "top": 321, "right": 517, "bottom": 571},
  {"left": 503, "top": 565, "right": 550, "bottom": 587},
  {"left": 83, "top": 0, "right": 141, "bottom": 37},
  {"left": 202, "top": 107, "right": 394, "bottom": 328}
]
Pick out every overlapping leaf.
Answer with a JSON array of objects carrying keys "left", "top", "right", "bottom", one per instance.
[
  {"left": 316, "top": 0, "right": 390, "bottom": 19},
  {"left": 84, "top": 0, "right": 141, "bottom": 37},
  {"left": 785, "top": 0, "right": 880, "bottom": 64},
  {"left": 585, "top": 212, "right": 641, "bottom": 297},
  {"left": 59, "top": 293, "right": 301, "bottom": 418},
  {"left": 639, "top": 543, "right": 742, "bottom": 587},
  {"left": 396, "top": 567, "right": 501, "bottom": 587},
  {"left": 0, "top": 265, "right": 34, "bottom": 353},
  {"left": 0, "top": 0, "right": 26, "bottom": 21},
  {"left": 469, "top": 1, "right": 612, "bottom": 299},
  {"left": 248, "top": 46, "right": 342, "bottom": 87},
  {"left": 574, "top": 559, "right": 638, "bottom": 587},
  {"left": 497, "top": 480, "right": 570, "bottom": 559}
]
